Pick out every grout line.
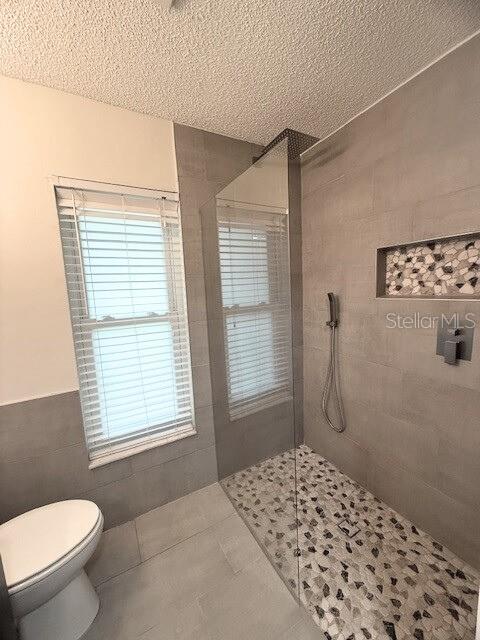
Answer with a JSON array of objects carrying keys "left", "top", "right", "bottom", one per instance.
[
  {"left": 132, "top": 516, "right": 141, "bottom": 563},
  {"left": 129, "top": 440, "right": 217, "bottom": 474},
  {"left": 2, "top": 438, "right": 86, "bottom": 465},
  {"left": 76, "top": 442, "right": 217, "bottom": 505},
  {"left": 3, "top": 410, "right": 206, "bottom": 473},
  {"left": 95, "top": 486, "right": 236, "bottom": 587},
  {"left": 301, "top": 172, "right": 346, "bottom": 201},
  {"left": 89, "top": 520, "right": 142, "bottom": 588},
  {"left": 137, "top": 508, "right": 235, "bottom": 564},
  {"left": 95, "top": 515, "right": 235, "bottom": 588}
]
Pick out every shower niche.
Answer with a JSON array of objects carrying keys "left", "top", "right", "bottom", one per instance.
[{"left": 377, "top": 232, "right": 480, "bottom": 298}]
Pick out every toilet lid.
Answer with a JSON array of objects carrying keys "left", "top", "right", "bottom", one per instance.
[{"left": 0, "top": 500, "right": 101, "bottom": 588}]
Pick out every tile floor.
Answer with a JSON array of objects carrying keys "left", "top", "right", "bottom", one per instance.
[
  {"left": 84, "top": 482, "right": 318, "bottom": 640},
  {"left": 222, "top": 446, "right": 480, "bottom": 640}
]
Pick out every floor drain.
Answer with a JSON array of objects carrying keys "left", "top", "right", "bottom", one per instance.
[{"left": 337, "top": 518, "right": 360, "bottom": 538}]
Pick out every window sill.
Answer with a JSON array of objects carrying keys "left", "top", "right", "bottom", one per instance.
[{"left": 88, "top": 424, "right": 197, "bottom": 469}]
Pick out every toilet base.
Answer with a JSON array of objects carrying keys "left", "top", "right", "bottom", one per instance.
[{"left": 18, "top": 570, "right": 99, "bottom": 640}]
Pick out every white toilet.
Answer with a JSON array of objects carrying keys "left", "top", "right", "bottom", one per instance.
[{"left": 0, "top": 500, "right": 103, "bottom": 640}]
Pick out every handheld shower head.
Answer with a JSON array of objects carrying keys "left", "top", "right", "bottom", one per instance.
[
  {"left": 327, "top": 292, "right": 339, "bottom": 327},
  {"left": 322, "top": 292, "right": 345, "bottom": 433}
]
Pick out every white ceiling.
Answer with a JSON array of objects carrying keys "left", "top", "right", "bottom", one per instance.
[{"left": 1, "top": 1, "right": 479, "bottom": 144}]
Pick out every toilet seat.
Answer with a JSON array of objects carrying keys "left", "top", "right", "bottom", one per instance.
[{"left": 0, "top": 500, "right": 102, "bottom": 594}]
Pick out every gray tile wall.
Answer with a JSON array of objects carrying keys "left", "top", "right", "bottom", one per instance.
[
  {"left": 175, "top": 124, "right": 265, "bottom": 480},
  {"left": 0, "top": 391, "right": 218, "bottom": 528},
  {"left": 0, "top": 126, "right": 259, "bottom": 528},
  {"left": 301, "top": 35, "right": 480, "bottom": 568}
]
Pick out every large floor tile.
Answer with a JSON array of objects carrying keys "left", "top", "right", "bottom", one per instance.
[
  {"left": 194, "top": 482, "right": 235, "bottom": 526},
  {"left": 135, "top": 490, "right": 209, "bottom": 560},
  {"left": 139, "top": 607, "right": 216, "bottom": 640},
  {"left": 135, "top": 482, "right": 234, "bottom": 561},
  {"left": 86, "top": 520, "right": 141, "bottom": 586},
  {"left": 278, "top": 612, "right": 323, "bottom": 640},
  {"left": 198, "top": 555, "right": 302, "bottom": 640},
  {"left": 137, "top": 600, "right": 210, "bottom": 640},
  {"left": 84, "top": 528, "right": 234, "bottom": 640},
  {"left": 212, "top": 513, "right": 263, "bottom": 573},
  {"left": 141, "top": 624, "right": 217, "bottom": 640}
]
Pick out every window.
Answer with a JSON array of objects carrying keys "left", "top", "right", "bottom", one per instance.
[
  {"left": 56, "top": 180, "right": 195, "bottom": 464},
  {"left": 217, "top": 203, "right": 292, "bottom": 420}
]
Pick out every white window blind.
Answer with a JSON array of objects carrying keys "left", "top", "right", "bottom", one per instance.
[
  {"left": 217, "top": 203, "right": 293, "bottom": 420},
  {"left": 56, "top": 183, "right": 195, "bottom": 462}
]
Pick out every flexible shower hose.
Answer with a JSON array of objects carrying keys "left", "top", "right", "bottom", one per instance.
[{"left": 321, "top": 324, "right": 346, "bottom": 433}]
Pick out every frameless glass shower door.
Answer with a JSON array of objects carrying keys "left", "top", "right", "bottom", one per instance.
[{"left": 200, "top": 138, "right": 302, "bottom": 600}]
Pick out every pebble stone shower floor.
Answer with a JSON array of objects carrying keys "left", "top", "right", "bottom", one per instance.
[{"left": 222, "top": 446, "right": 479, "bottom": 640}]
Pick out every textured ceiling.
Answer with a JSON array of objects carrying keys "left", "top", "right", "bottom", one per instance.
[{"left": 1, "top": 1, "right": 480, "bottom": 144}]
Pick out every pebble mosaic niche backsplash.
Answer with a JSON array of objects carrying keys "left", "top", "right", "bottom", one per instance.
[{"left": 385, "top": 235, "right": 480, "bottom": 297}]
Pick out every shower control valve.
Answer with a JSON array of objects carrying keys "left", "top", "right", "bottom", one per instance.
[{"left": 436, "top": 323, "right": 474, "bottom": 365}]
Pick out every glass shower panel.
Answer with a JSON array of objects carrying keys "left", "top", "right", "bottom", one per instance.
[{"left": 200, "top": 139, "right": 301, "bottom": 601}]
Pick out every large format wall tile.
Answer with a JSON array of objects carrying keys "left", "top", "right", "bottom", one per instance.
[
  {"left": 86, "top": 520, "right": 141, "bottom": 586},
  {"left": 129, "top": 404, "right": 215, "bottom": 473},
  {"left": 301, "top": 34, "right": 480, "bottom": 567},
  {"left": 0, "top": 391, "right": 83, "bottom": 462},
  {"left": 0, "top": 437, "right": 132, "bottom": 522},
  {"left": 79, "top": 476, "right": 138, "bottom": 529}
]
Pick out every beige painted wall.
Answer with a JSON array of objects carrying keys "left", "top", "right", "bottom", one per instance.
[
  {"left": 301, "top": 35, "right": 480, "bottom": 568},
  {"left": 0, "top": 76, "right": 178, "bottom": 405}
]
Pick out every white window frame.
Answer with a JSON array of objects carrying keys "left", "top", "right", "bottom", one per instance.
[{"left": 53, "top": 176, "right": 196, "bottom": 467}]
